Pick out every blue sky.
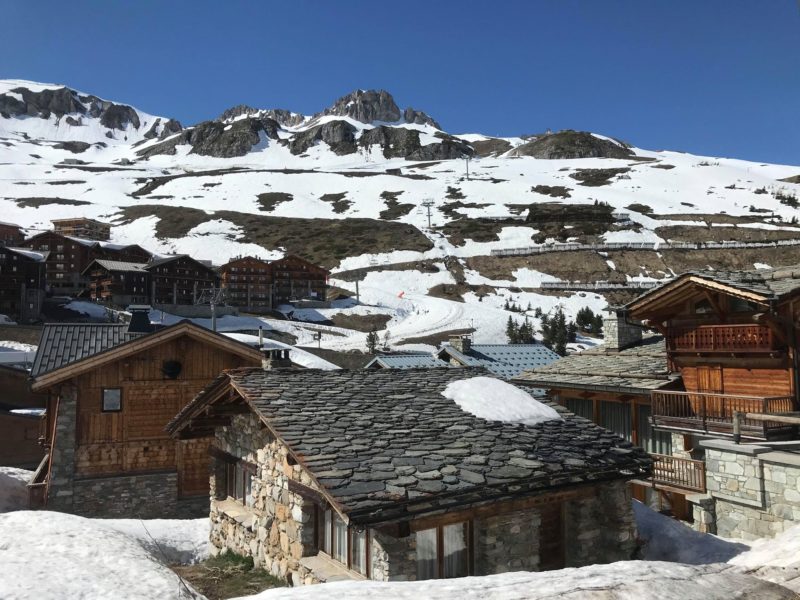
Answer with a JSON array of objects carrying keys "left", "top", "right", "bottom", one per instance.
[{"left": 2, "top": 1, "right": 798, "bottom": 164}]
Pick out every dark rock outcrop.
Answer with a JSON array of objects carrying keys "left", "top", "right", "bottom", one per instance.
[
  {"left": 54, "top": 141, "right": 91, "bottom": 154},
  {"left": 470, "top": 137, "right": 512, "bottom": 157},
  {"left": 408, "top": 134, "right": 473, "bottom": 161},
  {"left": 288, "top": 120, "right": 357, "bottom": 155},
  {"left": 403, "top": 107, "right": 441, "bottom": 129},
  {"left": 359, "top": 126, "right": 421, "bottom": 159},
  {"left": 512, "top": 130, "right": 633, "bottom": 159},
  {"left": 219, "top": 105, "right": 305, "bottom": 128},
  {"left": 143, "top": 118, "right": 183, "bottom": 140},
  {"left": 321, "top": 90, "right": 402, "bottom": 124},
  {"left": 137, "top": 117, "right": 280, "bottom": 158}
]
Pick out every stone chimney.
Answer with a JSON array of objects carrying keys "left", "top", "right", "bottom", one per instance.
[
  {"left": 449, "top": 334, "right": 472, "bottom": 354},
  {"left": 127, "top": 305, "right": 153, "bottom": 334},
  {"left": 603, "top": 308, "right": 642, "bottom": 352},
  {"left": 261, "top": 347, "right": 292, "bottom": 370}
]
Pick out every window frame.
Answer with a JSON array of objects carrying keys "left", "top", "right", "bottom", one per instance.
[
  {"left": 215, "top": 451, "right": 257, "bottom": 506},
  {"left": 415, "top": 520, "right": 473, "bottom": 580},
  {"left": 317, "top": 505, "right": 371, "bottom": 578},
  {"left": 101, "top": 387, "right": 122, "bottom": 412}
]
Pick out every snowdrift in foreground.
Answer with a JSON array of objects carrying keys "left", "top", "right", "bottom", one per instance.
[
  {"left": 0, "top": 467, "right": 31, "bottom": 513},
  {"left": 99, "top": 517, "right": 210, "bottom": 565},
  {"left": 633, "top": 500, "right": 748, "bottom": 564},
  {"left": 231, "top": 562, "right": 795, "bottom": 600},
  {"left": 0, "top": 511, "right": 202, "bottom": 600},
  {"left": 442, "top": 376, "right": 562, "bottom": 425}
]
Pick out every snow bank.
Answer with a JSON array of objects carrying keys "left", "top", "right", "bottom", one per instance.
[
  {"left": 633, "top": 500, "right": 748, "bottom": 564},
  {"left": 442, "top": 376, "right": 562, "bottom": 425},
  {"left": 730, "top": 522, "right": 800, "bottom": 592},
  {"left": 230, "top": 561, "right": 794, "bottom": 600},
  {"left": 100, "top": 518, "right": 211, "bottom": 565},
  {"left": 0, "top": 467, "right": 32, "bottom": 513},
  {"left": 0, "top": 511, "right": 200, "bottom": 599},
  {"left": 0, "top": 341, "right": 36, "bottom": 352}
]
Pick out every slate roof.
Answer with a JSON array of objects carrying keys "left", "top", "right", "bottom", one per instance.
[
  {"left": 629, "top": 266, "right": 800, "bottom": 308},
  {"left": 514, "top": 336, "right": 675, "bottom": 394},
  {"left": 438, "top": 344, "right": 560, "bottom": 379},
  {"left": 169, "top": 367, "right": 651, "bottom": 525},
  {"left": 31, "top": 323, "right": 136, "bottom": 377},
  {"left": 85, "top": 259, "right": 148, "bottom": 273},
  {"left": 365, "top": 353, "right": 449, "bottom": 369}
]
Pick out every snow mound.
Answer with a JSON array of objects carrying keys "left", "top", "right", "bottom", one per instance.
[
  {"left": 0, "top": 341, "right": 36, "bottom": 353},
  {"left": 0, "top": 467, "right": 32, "bottom": 513},
  {"left": 730, "top": 522, "right": 800, "bottom": 592},
  {"left": 442, "top": 376, "right": 562, "bottom": 425},
  {"left": 0, "top": 511, "right": 200, "bottom": 600},
  {"left": 633, "top": 500, "right": 748, "bottom": 564},
  {"left": 230, "top": 561, "right": 795, "bottom": 600},
  {"left": 99, "top": 518, "right": 211, "bottom": 565}
]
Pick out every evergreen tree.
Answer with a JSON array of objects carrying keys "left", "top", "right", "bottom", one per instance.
[
  {"left": 505, "top": 316, "right": 517, "bottom": 343},
  {"left": 366, "top": 330, "right": 379, "bottom": 353}
]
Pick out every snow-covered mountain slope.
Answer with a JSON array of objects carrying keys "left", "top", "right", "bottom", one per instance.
[{"left": 2, "top": 80, "right": 800, "bottom": 346}]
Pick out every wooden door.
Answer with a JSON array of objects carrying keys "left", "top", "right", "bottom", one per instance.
[
  {"left": 538, "top": 502, "right": 565, "bottom": 571},
  {"left": 697, "top": 366, "right": 723, "bottom": 417}
]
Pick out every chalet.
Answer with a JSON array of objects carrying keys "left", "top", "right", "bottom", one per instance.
[
  {"left": 51, "top": 217, "right": 112, "bottom": 241},
  {"left": 0, "top": 221, "right": 25, "bottom": 247},
  {"left": 146, "top": 254, "right": 219, "bottom": 306},
  {"left": 28, "top": 314, "right": 263, "bottom": 517},
  {"left": 366, "top": 352, "right": 450, "bottom": 369},
  {"left": 83, "top": 259, "right": 150, "bottom": 306},
  {"left": 515, "top": 314, "right": 689, "bottom": 516},
  {"left": 20, "top": 231, "right": 151, "bottom": 295},
  {"left": 0, "top": 364, "right": 47, "bottom": 469},
  {"left": 0, "top": 246, "right": 47, "bottom": 323},
  {"left": 270, "top": 255, "right": 329, "bottom": 305},
  {"left": 220, "top": 256, "right": 273, "bottom": 311},
  {"left": 436, "top": 335, "right": 560, "bottom": 379},
  {"left": 521, "top": 266, "right": 800, "bottom": 540},
  {"left": 167, "top": 367, "right": 649, "bottom": 585}
]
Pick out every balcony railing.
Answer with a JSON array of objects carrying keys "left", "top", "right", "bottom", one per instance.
[
  {"left": 651, "top": 390, "right": 796, "bottom": 439},
  {"left": 650, "top": 453, "right": 706, "bottom": 493},
  {"left": 667, "top": 324, "right": 777, "bottom": 353}
]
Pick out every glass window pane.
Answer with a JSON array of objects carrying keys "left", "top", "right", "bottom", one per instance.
[
  {"left": 416, "top": 528, "right": 438, "bottom": 580},
  {"left": 352, "top": 529, "right": 367, "bottom": 575},
  {"left": 333, "top": 514, "right": 347, "bottom": 564},
  {"left": 638, "top": 404, "right": 672, "bottom": 455},
  {"left": 564, "top": 397, "right": 593, "bottom": 420},
  {"left": 244, "top": 471, "right": 254, "bottom": 507},
  {"left": 235, "top": 464, "right": 244, "bottom": 501},
  {"left": 442, "top": 522, "right": 468, "bottom": 578},
  {"left": 323, "top": 509, "right": 332, "bottom": 554},
  {"left": 600, "top": 401, "right": 632, "bottom": 442},
  {"left": 102, "top": 388, "right": 121, "bottom": 411}
]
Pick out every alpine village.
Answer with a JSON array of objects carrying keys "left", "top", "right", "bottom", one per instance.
[{"left": 2, "top": 22, "right": 800, "bottom": 598}]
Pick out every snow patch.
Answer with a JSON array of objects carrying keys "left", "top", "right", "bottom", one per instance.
[
  {"left": 442, "top": 376, "right": 562, "bottom": 425},
  {"left": 0, "top": 467, "right": 32, "bottom": 512}
]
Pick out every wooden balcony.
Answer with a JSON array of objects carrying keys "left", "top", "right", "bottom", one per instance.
[
  {"left": 651, "top": 390, "right": 797, "bottom": 440},
  {"left": 650, "top": 453, "right": 706, "bottom": 493},
  {"left": 667, "top": 324, "right": 777, "bottom": 353}
]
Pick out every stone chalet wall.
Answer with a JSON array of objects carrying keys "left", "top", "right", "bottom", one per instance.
[
  {"left": 700, "top": 439, "right": 800, "bottom": 540},
  {"left": 210, "top": 412, "right": 638, "bottom": 585}
]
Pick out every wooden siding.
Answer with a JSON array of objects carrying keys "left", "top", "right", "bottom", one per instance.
[
  {"left": 70, "top": 335, "right": 258, "bottom": 496},
  {"left": 682, "top": 365, "right": 793, "bottom": 397}
]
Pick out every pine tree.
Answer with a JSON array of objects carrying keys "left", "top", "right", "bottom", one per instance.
[
  {"left": 506, "top": 316, "right": 517, "bottom": 343},
  {"left": 366, "top": 330, "right": 379, "bottom": 353}
]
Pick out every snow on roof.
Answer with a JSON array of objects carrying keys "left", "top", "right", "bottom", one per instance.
[
  {"left": 442, "top": 376, "right": 562, "bottom": 426},
  {"left": 221, "top": 333, "right": 339, "bottom": 370},
  {"left": 5, "top": 247, "right": 47, "bottom": 262}
]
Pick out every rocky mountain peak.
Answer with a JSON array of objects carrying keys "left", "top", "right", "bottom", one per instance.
[
  {"left": 320, "top": 89, "right": 402, "bottom": 124},
  {"left": 218, "top": 104, "right": 306, "bottom": 128}
]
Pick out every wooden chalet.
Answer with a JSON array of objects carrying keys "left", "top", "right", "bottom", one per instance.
[
  {"left": 219, "top": 256, "right": 273, "bottom": 311},
  {"left": 20, "top": 231, "right": 151, "bottom": 295},
  {"left": 0, "top": 246, "right": 47, "bottom": 323},
  {"left": 28, "top": 316, "right": 263, "bottom": 517},
  {"left": 167, "top": 367, "right": 649, "bottom": 585},
  {"left": 83, "top": 259, "right": 150, "bottom": 306},
  {"left": 270, "top": 255, "right": 329, "bottom": 305},
  {"left": 51, "top": 217, "right": 112, "bottom": 241},
  {"left": 0, "top": 364, "right": 47, "bottom": 469},
  {"left": 0, "top": 221, "right": 25, "bottom": 247},
  {"left": 146, "top": 254, "right": 219, "bottom": 306}
]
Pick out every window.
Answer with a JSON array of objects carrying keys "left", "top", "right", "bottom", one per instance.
[
  {"left": 319, "top": 506, "right": 370, "bottom": 576},
  {"left": 351, "top": 528, "right": 368, "bottom": 575},
  {"left": 102, "top": 388, "right": 122, "bottom": 412},
  {"left": 599, "top": 401, "right": 632, "bottom": 442},
  {"left": 416, "top": 521, "right": 471, "bottom": 580},
  {"left": 333, "top": 512, "right": 347, "bottom": 563},
  {"left": 222, "top": 458, "right": 255, "bottom": 507},
  {"left": 564, "top": 398, "right": 593, "bottom": 420}
]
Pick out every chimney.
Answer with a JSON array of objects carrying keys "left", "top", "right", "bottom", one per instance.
[
  {"left": 449, "top": 334, "right": 472, "bottom": 354},
  {"left": 261, "top": 347, "right": 292, "bottom": 370},
  {"left": 603, "top": 308, "right": 642, "bottom": 352},
  {"left": 127, "top": 305, "right": 153, "bottom": 334}
]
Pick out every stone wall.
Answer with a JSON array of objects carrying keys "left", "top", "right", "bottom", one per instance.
[
  {"left": 46, "top": 384, "right": 78, "bottom": 512},
  {"left": 700, "top": 439, "right": 800, "bottom": 540},
  {"left": 564, "top": 479, "right": 637, "bottom": 566},
  {"left": 474, "top": 509, "right": 540, "bottom": 574},
  {"left": 210, "top": 413, "right": 320, "bottom": 585}
]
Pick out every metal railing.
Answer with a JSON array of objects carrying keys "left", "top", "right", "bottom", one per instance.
[
  {"left": 651, "top": 453, "right": 706, "bottom": 493},
  {"left": 668, "top": 324, "right": 776, "bottom": 353},
  {"left": 651, "top": 390, "right": 796, "bottom": 439}
]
